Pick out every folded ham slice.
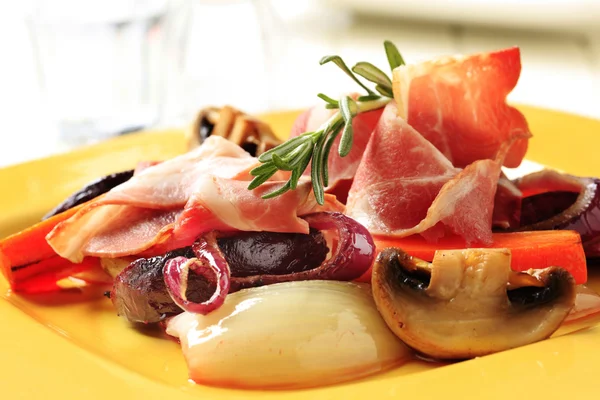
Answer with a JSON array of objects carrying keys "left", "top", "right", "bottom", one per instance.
[
  {"left": 47, "top": 136, "right": 343, "bottom": 263},
  {"left": 346, "top": 103, "right": 501, "bottom": 244},
  {"left": 290, "top": 95, "right": 383, "bottom": 202},
  {"left": 346, "top": 103, "right": 459, "bottom": 233},
  {"left": 392, "top": 47, "right": 531, "bottom": 168},
  {"left": 401, "top": 159, "right": 501, "bottom": 245}
]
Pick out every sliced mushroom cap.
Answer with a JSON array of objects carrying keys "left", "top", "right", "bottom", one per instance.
[
  {"left": 188, "top": 106, "right": 281, "bottom": 156},
  {"left": 372, "top": 247, "right": 576, "bottom": 359}
]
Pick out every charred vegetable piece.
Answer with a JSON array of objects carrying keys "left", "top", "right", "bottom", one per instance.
[
  {"left": 164, "top": 233, "right": 231, "bottom": 315},
  {"left": 188, "top": 106, "right": 281, "bottom": 157},
  {"left": 112, "top": 212, "right": 375, "bottom": 322},
  {"left": 372, "top": 247, "right": 576, "bottom": 359},
  {"left": 43, "top": 170, "right": 134, "bottom": 220},
  {"left": 223, "top": 212, "right": 375, "bottom": 292},
  {"left": 112, "top": 230, "right": 329, "bottom": 323},
  {"left": 216, "top": 229, "right": 328, "bottom": 277},
  {"left": 167, "top": 212, "right": 375, "bottom": 314},
  {"left": 111, "top": 247, "right": 214, "bottom": 323}
]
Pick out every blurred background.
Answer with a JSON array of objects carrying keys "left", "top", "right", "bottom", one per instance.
[{"left": 1, "top": 0, "right": 599, "bottom": 168}]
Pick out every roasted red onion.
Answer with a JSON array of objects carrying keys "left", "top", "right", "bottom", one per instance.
[
  {"left": 216, "top": 229, "right": 328, "bottom": 277},
  {"left": 113, "top": 212, "right": 375, "bottom": 319},
  {"left": 163, "top": 233, "right": 231, "bottom": 315},
  {"left": 164, "top": 212, "right": 375, "bottom": 314},
  {"left": 302, "top": 212, "right": 375, "bottom": 281},
  {"left": 520, "top": 191, "right": 579, "bottom": 226},
  {"left": 230, "top": 212, "right": 375, "bottom": 291},
  {"left": 111, "top": 247, "right": 215, "bottom": 323},
  {"left": 515, "top": 171, "right": 600, "bottom": 257}
]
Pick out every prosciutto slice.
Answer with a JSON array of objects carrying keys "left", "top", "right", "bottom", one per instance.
[
  {"left": 514, "top": 169, "right": 585, "bottom": 197},
  {"left": 392, "top": 47, "right": 531, "bottom": 168},
  {"left": 346, "top": 103, "right": 501, "bottom": 244},
  {"left": 103, "top": 136, "right": 257, "bottom": 208},
  {"left": 346, "top": 103, "right": 459, "bottom": 233},
  {"left": 47, "top": 136, "right": 342, "bottom": 263},
  {"left": 401, "top": 159, "right": 502, "bottom": 244},
  {"left": 290, "top": 95, "right": 383, "bottom": 202}
]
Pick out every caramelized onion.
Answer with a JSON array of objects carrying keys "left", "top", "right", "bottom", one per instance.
[{"left": 163, "top": 233, "right": 230, "bottom": 315}]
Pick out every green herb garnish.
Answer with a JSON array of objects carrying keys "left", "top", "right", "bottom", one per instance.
[{"left": 248, "top": 40, "right": 405, "bottom": 204}]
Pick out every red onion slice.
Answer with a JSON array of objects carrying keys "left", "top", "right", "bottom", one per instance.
[
  {"left": 163, "top": 212, "right": 374, "bottom": 313},
  {"left": 302, "top": 212, "right": 376, "bottom": 280},
  {"left": 163, "top": 233, "right": 231, "bottom": 314},
  {"left": 516, "top": 172, "right": 600, "bottom": 257},
  {"left": 230, "top": 212, "right": 376, "bottom": 290}
]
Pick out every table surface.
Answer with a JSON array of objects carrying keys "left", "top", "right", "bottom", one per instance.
[{"left": 1, "top": 0, "right": 599, "bottom": 168}]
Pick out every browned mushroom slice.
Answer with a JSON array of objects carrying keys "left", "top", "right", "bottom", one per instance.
[
  {"left": 188, "top": 105, "right": 281, "bottom": 156},
  {"left": 372, "top": 247, "right": 576, "bottom": 360}
]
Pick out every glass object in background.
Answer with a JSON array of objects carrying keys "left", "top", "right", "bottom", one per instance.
[
  {"left": 162, "top": 0, "right": 355, "bottom": 123},
  {"left": 28, "top": 0, "right": 186, "bottom": 146},
  {"left": 256, "top": 0, "right": 353, "bottom": 111},
  {"left": 161, "top": 0, "right": 271, "bottom": 125}
]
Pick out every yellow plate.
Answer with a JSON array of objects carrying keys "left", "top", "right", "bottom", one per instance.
[{"left": 1, "top": 106, "right": 600, "bottom": 399}]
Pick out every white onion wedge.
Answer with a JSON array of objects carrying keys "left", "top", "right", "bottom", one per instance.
[{"left": 166, "top": 280, "right": 412, "bottom": 389}]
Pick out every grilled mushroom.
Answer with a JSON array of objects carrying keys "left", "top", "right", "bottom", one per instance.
[
  {"left": 372, "top": 247, "right": 576, "bottom": 359},
  {"left": 188, "top": 106, "right": 281, "bottom": 156}
]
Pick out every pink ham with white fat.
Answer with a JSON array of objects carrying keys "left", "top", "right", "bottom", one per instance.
[
  {"left": 393, "top": 47, "right": 531, "bottom": 168},
  {"left": 47, "top": 136, "right": 343, "bottom": 263},
  {"left": 401, "top": 159, "right": 502, "bottom": 244},
  {"left": 346, "top": 103, "right": 458, "bottom": 233},
  {"left": 346, "top": 103, "right": 501, "bottom": 245},
  {"left": 290, "top": 95, "right": 383, "bottom": 202}
]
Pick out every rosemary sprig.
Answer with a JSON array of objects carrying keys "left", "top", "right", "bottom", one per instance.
[{"left": 248, "top": 40, "right": 405, "bottom": 204}]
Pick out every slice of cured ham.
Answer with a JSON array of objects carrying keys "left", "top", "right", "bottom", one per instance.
[
  {"left": 514, "top": 169, "right": 584, "bottom": 197},
  {"left": 47, "top": 136, "right": 342, "bottom": 263},
  {"left": 346, "top": 103, "right": 459, "bottom": 233},
  {"left": 103, "top": 136, "right": 257, "bottom": 208},
  {"left": 346, "top": 103, "right": 501, "bottom": 245},
  {"left": 402, "top": 159, "right": 502, "bottom": 245},
  {"left": 392, "top": 47, "right": 531, "bottom": 168},
  {"left": 290, "top": 95, "right": 383, "bottom": 202}
]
